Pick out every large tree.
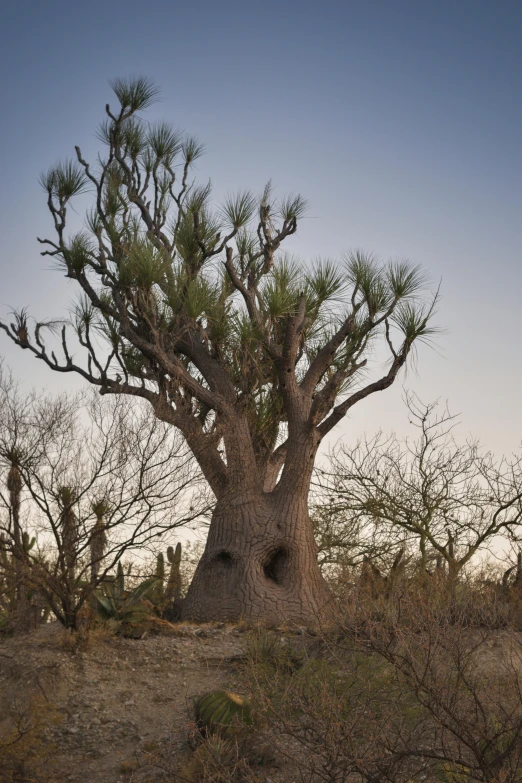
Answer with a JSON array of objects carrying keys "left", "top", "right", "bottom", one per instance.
[{"left": 0, "top": 78, "right": 438, "bottom": 625}]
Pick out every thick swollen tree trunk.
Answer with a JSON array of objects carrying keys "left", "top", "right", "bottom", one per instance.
[{"left": 183, "top": 487, "right": 336, "bottom": 626}]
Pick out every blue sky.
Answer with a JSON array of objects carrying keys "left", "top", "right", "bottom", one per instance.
[{"left": 0, "top": 0, "right": 520, "bottom": 455}]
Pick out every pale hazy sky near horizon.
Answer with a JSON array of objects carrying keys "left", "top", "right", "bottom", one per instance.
[{"left": 0, "top": 0, "right": 520, "bottom": 458}]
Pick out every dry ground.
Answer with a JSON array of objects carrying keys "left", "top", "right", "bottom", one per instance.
[
  {"left": 0, "top": 622, "right": 259, "bottom": 783},
  {"left": 2, "top": 620, "right": 522, "bottom": 783}
]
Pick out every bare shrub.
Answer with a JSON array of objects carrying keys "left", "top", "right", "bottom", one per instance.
[
  {"left": 0, "top": 654, "right": 62, "bottom": 782},
  {"left": 0, "top": 365, "right": 208, "bottom": 631},
  {"left": 242, "top": 583, "right": 522, "bottom": 782},
  {"left": 316, "top": 394, "right": 522, "bottom": 580}
]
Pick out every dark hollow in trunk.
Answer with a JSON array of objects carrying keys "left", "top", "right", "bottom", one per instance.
[{"left": 182, "top": 490, "right": 336, "bottom": 626}]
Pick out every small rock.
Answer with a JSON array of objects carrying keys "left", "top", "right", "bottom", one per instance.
[{"left": 124, "top": 699, "right": 135, "bottom": 706}]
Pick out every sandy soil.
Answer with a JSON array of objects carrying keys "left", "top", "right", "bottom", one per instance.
[{"left": 0, "top": 622, "right": 254, "bottom": 782}]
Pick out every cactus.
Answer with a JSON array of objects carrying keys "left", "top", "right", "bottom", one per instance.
[
  {"left": 195, "top": 691, "right": 252, "bottom": 737},
  {"left": 0, "top": 534, "right": 8, "bottom": 570},
  {"left": 146, "top": 544, "right": 183, "bottom": 613},
  {"left": 515, "top": 551, "right": 522, "bottom": 586},
  {"left": 156, "top": 552, "right": 165, "bottom": 581},
  {"left": 152, "top": 552, "right": 165, "bottom": 605},
  {"left": 0, "top": 534, "right": 13, "bottom": 613},
  {"left": 90, "top": 500, "right": 108, "bottom": 583},
  {"left": 0, "top": 457, "right": 46, "bottom": 630},
  {"left": 166, "top": 543, "right": 182, "bottom": 602},
  {"left": 22, "top": 531, "right": 36, "bottom": 555},
  {"left": 389, "top": 547, "right": 406, "bottom": 578},
  {"left": 5, "top": 454, "right": 35, "bottom": 627},
  {"left": 58, "top": 486, "right": 78, "bottom": 581},
  {"left": 6, "top": 452, "right": 23, "bottom": 555},
  {"left": 502, "top": 551, "right": 522, "bottom": 594},
  {"left": 94, "top": 571, "right": 159, "bottom": 625},
  {"left": 115, "top": 561, "right": 125, "bottom": 600},
  {"left": 0, "top": 520, "right": 43, "bottom": 630}
]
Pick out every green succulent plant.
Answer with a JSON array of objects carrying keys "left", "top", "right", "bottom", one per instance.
[
  {"left": 166, "top": 543, "right": 182, "bottom": 602},
  {"left": 195, "top": 691, "right": 252, "bottom": 737},
  {"left": 94, "top": 571, "right": 159, "bottom": 624},
  {"left": 152, "top": 552, "right": 165, "bottom": 606}
]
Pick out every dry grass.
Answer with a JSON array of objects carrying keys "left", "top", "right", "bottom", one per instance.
[
  {"left": 235, "top": 578, "right": 522, "bottom": 783},
  {"left": 0, "top": 690, "right": 62, "bottom": 783}
]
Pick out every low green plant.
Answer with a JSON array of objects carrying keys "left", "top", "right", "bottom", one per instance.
[
  {"left": 93, "top": 563, "right": 159, "bottom": 626},
  {"left": 437, "top": 763, "right": 473, "bottom": 782},
  {"left": 148, "top": 543, "right": 183, "bottom": 617},
  {"left": 195, "top": 691, "right": 252, "bottom": 737}
]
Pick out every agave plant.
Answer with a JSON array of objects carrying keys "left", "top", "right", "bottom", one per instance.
[{"left": 94, "top": 569, "right": 159, "bottom": 624}]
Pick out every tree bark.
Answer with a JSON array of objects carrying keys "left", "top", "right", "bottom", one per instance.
[{"left": 182, "top": 487, "right": 336, "bottom": 627}]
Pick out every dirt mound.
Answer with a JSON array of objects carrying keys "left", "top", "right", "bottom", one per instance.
[{"left": 0, "top": 622, "right": 250, "bottom": 782}]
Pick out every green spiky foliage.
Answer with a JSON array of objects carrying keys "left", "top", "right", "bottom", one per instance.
[
  {"left": 2, "top": 77, "right": 438, "bottom": 506},
  {"left": 0, "top": 78, "right": 440, "bottom": 625},
  {"left": 165, "top": 543, "right": 182, "bottom": 602},
  {"left": 195, "top": 691, "right": 252, "bottom": 737},
  {"left": 94, "top": 570, "right": 159, "bottom": 625}
]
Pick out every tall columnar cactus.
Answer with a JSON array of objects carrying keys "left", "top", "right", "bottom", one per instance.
[
  {"left": 7, "top": 457, "right": 22, "bottom": 556},
  {"left": 166, "top": 543, "right": 182, "bottom": 602},
  {"left": 59, "top": 487, "right": 78, "bottom": 582},
  {"left": 90, "top": 500, "right": 108, "bottom": 584},
  {"left": 115, "top": 560, "right": 125, "bottom": 601},
  {"left": 0, "top": 534, "right": 9, "bottom": 570},
  {"left": 502, "top": 551, "right": 522, "bottom": 595},
  {"left": 515, "top": 551, "right": 522, "bottom": 587},
  {"left": 0, "top": 534, "right": 12, "bottom": 611},
  {"left": 22, "top": 531, "right": 36, "bottom": 555},
  {"left": 6, "top": 452, "right": 29, "bottom": 625},
  {"left": 0, "top": 509, "right": 44, "bottom": 630},
  {"left": 152, "top": 552, "right": 165, "bottom": 605}
]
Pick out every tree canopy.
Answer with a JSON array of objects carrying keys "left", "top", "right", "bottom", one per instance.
[{"left": 0, "top": 77, "right": 438, "bottom": 500}]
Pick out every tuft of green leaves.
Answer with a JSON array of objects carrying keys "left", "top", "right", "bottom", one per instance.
[
  {"left": 344, "top": 250, "right": 431, "bottom": 321},
  {"left": 278, "top": 193, "right": 307, "bottom": 221},
  {"left": 221, "top": 191, "right": 257, "bottom": 229},
  {"left": 147, "top": 122, "right": 183, "bottom": 162},
  {"left": 39, "top": 160, "right": 88, "bottom": 200},
  {"left": 392, "top": 299, "right": 440, "bottom": 343},
  {"left": 305, "top": 260, "right": 346, "bottom": 311},
  {"left": 63, "top": 232, "right": 95, "bottom": 274},
  {"left": 109, "top": 76, "right": 160, "bottom": 113},
  {"left": 388, "top": 260, "right": 427, "bottom": 299},
  {"left": 182, "top": 136, "right": 205, "bottom": 164},
  {"left": 119, "top": 240, "right": 170, "bottom": 289},
  {"left": 261, "top": 257, "right": 303, "bottom": 320}
]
